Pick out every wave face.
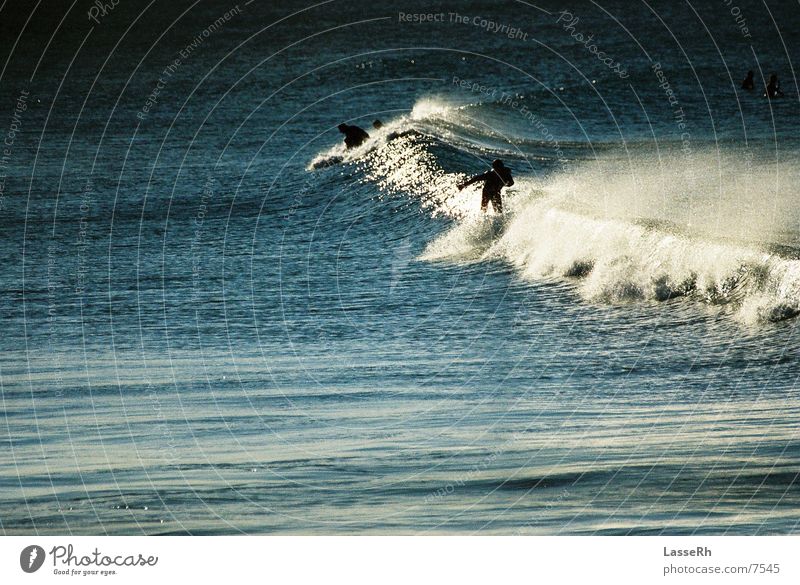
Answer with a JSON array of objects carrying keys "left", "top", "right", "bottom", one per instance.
[{"left": 314, "top": 97, "right": 800, "bottom": 325}]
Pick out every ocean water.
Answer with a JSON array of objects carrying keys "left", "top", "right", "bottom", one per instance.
[{"left": 1, "top": 0, "right": 800, "bottom": 535}]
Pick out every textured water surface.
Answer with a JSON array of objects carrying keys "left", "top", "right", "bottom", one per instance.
[{"left": 1, "top": 0, "right": 799, "bottom": 534}]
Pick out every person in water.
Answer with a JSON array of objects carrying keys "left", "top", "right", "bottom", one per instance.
[
  {"left": 741, "top": 70, "right": 755, "bottom": 90},
  {"left": 457, "top": 159, "right": 514, "bottom": 213},
  {"left": 338, "top": 123, "right": 370, "bottom": 148},
  {"left": 765, "top": 74, "right": 784, "bottom": 98},
  {"left": 372, "top": 119, "right": 384, "bottom": 130}
]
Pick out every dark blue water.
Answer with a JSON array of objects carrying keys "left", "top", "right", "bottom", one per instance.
[{"left": 1, "top": 0, "right": 800, "bottom": 534}]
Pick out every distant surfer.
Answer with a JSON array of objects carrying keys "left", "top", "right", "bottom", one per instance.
[
  {"left": 338, "top": 123, "right": 370, "bottom": 149},
  {"left": 765, "top": 74, "right": 784, "bottom": 98},
  {"left": 457, "top": 159, "right": 514, "bottom": 213},
  {"left": 741, "top": 70, "right": 754, "bottom": 90}
]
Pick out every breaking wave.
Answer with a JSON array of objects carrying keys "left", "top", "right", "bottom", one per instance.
[{"left": 311, "top": 96, "right": 800, "bottom": 325}]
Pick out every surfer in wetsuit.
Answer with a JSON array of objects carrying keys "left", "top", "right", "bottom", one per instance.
[
  {"left": 765, "top": 74, "right": 784, "bottom": 98},
  {"left": 457, "top": 159, "right": 514, "bottom": 213},
  {"left": 741, "top": 70, "right": 755, "bottom": 90},
  {"left": 338, "top": 123, "right": 370, "bottom": 149}
]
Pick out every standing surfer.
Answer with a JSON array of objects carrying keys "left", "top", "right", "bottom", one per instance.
[{"left": 457, "top": 159, "right": 514, "bottom": 213}]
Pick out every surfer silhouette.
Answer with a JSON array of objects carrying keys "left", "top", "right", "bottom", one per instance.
[
  {"left": 457, "top": 159, "right": 514, "bottom": 213},
  {"left": 338, "top": 123, "right": 370, "bottom": 148},
  {"left": 765, "top": 74, "right": 784, "bottom": 98},
  {"left": 741, "top": 70, "right": 754, "bottom": 90}
]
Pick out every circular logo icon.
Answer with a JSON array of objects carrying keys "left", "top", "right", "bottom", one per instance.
[{"left": 20, "top": 545, "right": 45, "bottom": 573}]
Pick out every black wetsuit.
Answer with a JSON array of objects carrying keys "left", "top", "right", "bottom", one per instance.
[
  {"left": 462, "top": 166, "right": 514, "bottom": 212},
  {"left": 766, "top": 80, "right": 783, "bottom": 98},
  {"left": 342, "top": 125, "right": 370, "bottom": 148}
]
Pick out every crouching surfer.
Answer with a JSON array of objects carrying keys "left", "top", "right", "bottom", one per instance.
[
  {"left": 338, "top": 123, "right": 370, "bottom": 149},
  {"left": 457, "top": 159, "right": 514, "bottom": 213}
]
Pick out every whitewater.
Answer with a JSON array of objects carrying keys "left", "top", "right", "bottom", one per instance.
[{"left": 312, "top": 98, "right": 800, "bottom": 326}]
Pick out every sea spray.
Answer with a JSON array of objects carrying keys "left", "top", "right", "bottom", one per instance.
[{"left": 421, "top": 150, "right": 800, "bottom": 324}]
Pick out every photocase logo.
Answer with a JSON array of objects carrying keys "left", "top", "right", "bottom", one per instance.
[{"left": 20, "top": 545, "right": 45, "bottom": 573}]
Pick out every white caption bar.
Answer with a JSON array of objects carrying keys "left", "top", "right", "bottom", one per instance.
[{"left": 1, "top": 536, "right": 798, "bottom": 584}]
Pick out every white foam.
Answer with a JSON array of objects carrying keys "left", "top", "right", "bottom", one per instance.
[
  {"left": 423, "top": 152, "right": 800, "bottom": 324},
  {"left": 410, "top": 96, "right": 457, "bottom": 121}
]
